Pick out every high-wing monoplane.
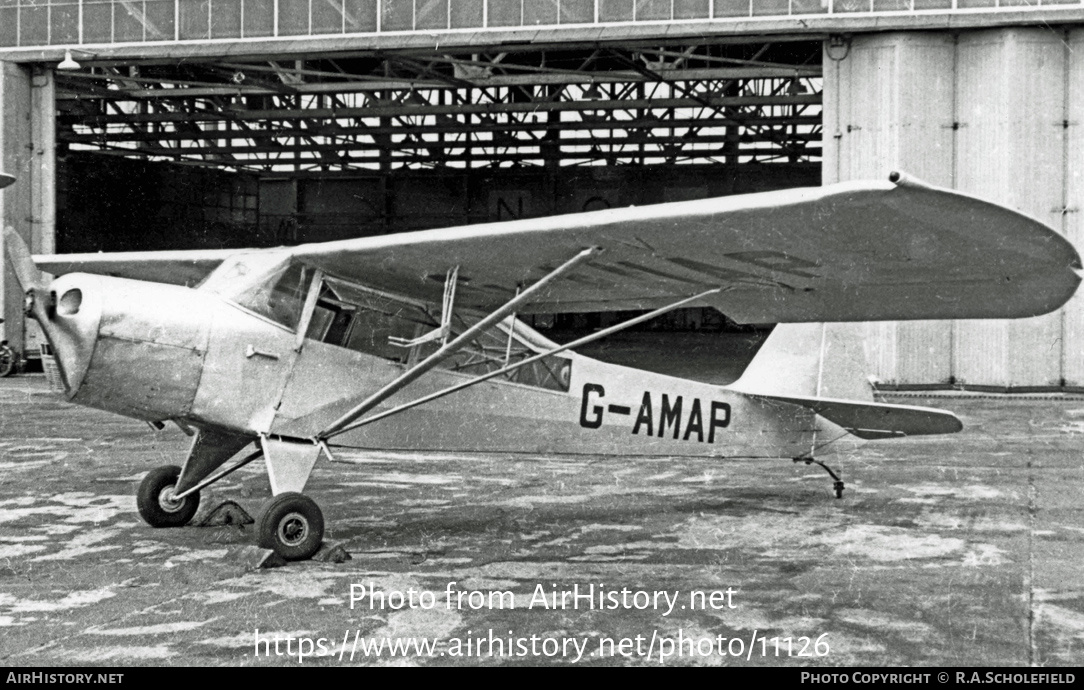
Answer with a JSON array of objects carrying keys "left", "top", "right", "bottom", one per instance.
[{"left": 4, "top": 171, "right": 1081, "bottom": 560}]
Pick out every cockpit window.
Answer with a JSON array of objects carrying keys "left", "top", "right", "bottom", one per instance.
[
  {"left": 237, "top": 263, "right": 315, "bottom": 330},
  {"left": 305, "top": 277, "right": 434, "bottom": 362},
  {"left": 197, "top": 251, "right": 290, "bottom": 294},
  {"left": 201, "top": 254, "right": 315, "bottom": 331},
  {"left": 418, "top": 313, "right": 572, "bottom": 392},
  {"left": 303, "top": 275, "right": 571, "bottom": 392}
]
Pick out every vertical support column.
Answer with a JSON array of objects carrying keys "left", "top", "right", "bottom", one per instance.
[
  {"left": 0, "top": 62, "right": 34, "bottom": 358},
  {"left": 31, "top": 67, "right": 56, "bottom": 257},
  {"left": 0, "top": 62, "right": 55, "bottom": 361},
  {"left": 825, "top": 29, "right": 1080, "bottom": 390}
]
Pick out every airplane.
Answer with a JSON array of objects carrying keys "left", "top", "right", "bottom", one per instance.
[{"left": 3, "top": 170, "right": 1081, "bottom": 561}]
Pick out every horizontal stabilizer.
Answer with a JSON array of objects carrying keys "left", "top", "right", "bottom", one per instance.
[{"left": 748, "top": 393, "right": 962, "bottom": 439}]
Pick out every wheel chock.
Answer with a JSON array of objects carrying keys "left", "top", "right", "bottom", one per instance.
[
  {"left": 226, "top": 544, "right": 286, "bottom": 570},
  {"left": 312, "top": 542, "right": 352, "bottom": 564},
  {"left": 197, "top": 500, "right": 255, "bottom": 527}
]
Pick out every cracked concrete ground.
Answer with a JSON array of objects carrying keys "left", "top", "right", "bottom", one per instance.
[{"left": 0, "top": 374, "right": 1082, "bottom": 666}]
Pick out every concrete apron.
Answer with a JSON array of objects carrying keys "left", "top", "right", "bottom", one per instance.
[{"left": 0, "top": 376, "right": 1081, "bottom": 666}]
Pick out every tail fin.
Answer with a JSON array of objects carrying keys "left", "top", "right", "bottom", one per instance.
[
  {"left": 732, "top": 323, "right": 874, "bottom": 402},
  {"left": 731, "top": 324, "right": 961, "bottom": 439}
]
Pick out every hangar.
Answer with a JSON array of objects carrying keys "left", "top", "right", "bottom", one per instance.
[{"left": 1, "top": 1, "right": 1082, "bottom": 391}]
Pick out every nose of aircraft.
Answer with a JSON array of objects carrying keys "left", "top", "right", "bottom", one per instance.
[
  {"left": 5, "top": 230, "right": 209, "bottom": 422},
  {"left": 4, "top": 228, "right": 102, "bottom": 394},
  {"left": 39, "top": 273, "right": 105, "bottom": 395}
]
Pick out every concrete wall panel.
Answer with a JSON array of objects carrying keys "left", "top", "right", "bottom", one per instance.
[
  {"left": 952, "top": 32, "right": 1013, "bottom": 387},
  {"left": 955, "top": 30, "right": 1066, "bottom": 388},
  {"left": 888, "top": 34, "right": 956, "bottom": 386},
  {"left": 1063, "top": 29, "right": 1084, "bottom": 388}
]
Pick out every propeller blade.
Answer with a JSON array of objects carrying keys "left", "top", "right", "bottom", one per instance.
[
  {"left": 4, "top": 227, "right": 63, "bottom": 389},
  {"left": 3, "top": 226, "right": 45, "bottom": 293},
  {"left": 3, "top": 225, "right": 68, "bottom": 391},
  {"left": 0, "top": 173, "right": 14, "bottom": 190}
]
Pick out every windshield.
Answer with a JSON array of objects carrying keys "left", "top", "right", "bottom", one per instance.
[
  {"left": 197, "top": 251, "right": 290, "bottom": 294},
  {"left": 199, "top": 252, "right": 316, "bottom": 331}
]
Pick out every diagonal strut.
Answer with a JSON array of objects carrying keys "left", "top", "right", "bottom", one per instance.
[
  {"left": 317, "top": 246, "right": 600, "bottom": 438},
  {"left": 320, "top": 287, "right": 722, "bottom": 441}
]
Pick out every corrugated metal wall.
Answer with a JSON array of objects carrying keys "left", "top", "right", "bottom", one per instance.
[{"left": 824, "top": 29, "right": 1084, "bottom": 391}]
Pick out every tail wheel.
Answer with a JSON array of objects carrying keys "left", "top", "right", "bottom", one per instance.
[
  {"left": 793, "top": 457, "right": 846, "bottom": 499},
  {"left": 255, "top": 492, "right": 324, "bottom": 561},
  {"left": 137, "top": 465, "right": 200, "bottom": 527}
]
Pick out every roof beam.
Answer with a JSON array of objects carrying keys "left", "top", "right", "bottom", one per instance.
[
  {"left": 69, "top": 93, "right": 821, "bottom": 126},
  {"left": 60, "top": 113, "right": 820, "bottom": 144},
  {"left": 56, "top": 66, "right": 820, "bottom": 100}
]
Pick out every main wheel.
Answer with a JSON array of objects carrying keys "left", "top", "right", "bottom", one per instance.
[
  {"left": 0, "top": 344, "right": 16, "bottom": 377},
  {"left": 255, "top": 492, "right": 324, "bottom": 561},
  {"left": 137, "top": 465, "right": 200, "bottom": 527}
]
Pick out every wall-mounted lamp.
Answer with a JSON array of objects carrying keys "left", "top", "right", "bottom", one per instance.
[
  {"left": 57, "top": 50, "right": 81, "bottom": 71},
  {"left": 404, "top": 90, "right": 427, "bottom": 107},
  {"left": 582, "top": 82, "right": 603, "bottom": 101},
  {"left": 826, "top": 34, "right": 851, "bottom": 62}
]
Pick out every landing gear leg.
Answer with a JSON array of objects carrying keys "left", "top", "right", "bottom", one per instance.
[
  {"left": 255, "top": 436, "right": 325, "bottom": 560},
  {"left": 793, "top": 457, "right": 845, "bottom": 499}
]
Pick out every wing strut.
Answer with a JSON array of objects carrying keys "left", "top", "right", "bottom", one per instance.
[
  {"left": 317, "top": 247, "right": 601, "bottom": 438},
  {"left": 318, "top": 287, "right": 721, "bottom": 442}
]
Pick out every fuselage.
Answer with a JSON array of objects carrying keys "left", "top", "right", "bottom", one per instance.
[{"left": 40, "top": 268, "right": 830, "bottom": 460}]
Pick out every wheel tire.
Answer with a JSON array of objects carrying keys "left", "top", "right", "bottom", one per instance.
[
  {"left": 255, "top": 492, "right": 324, "bottom": 561},
  {"left": 137, "top": 465, "right": 200, "bottom": 528},
  {"left": 0, "top": 345, "right": 15, "bottom": 378}
]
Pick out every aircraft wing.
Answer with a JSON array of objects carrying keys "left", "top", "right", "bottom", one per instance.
[
  {"left": 34, "top": 172, "right": 1082, "bottom": 323},
  {"left": 34, "top": 248, "right": 241, "bottom": 287}
]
